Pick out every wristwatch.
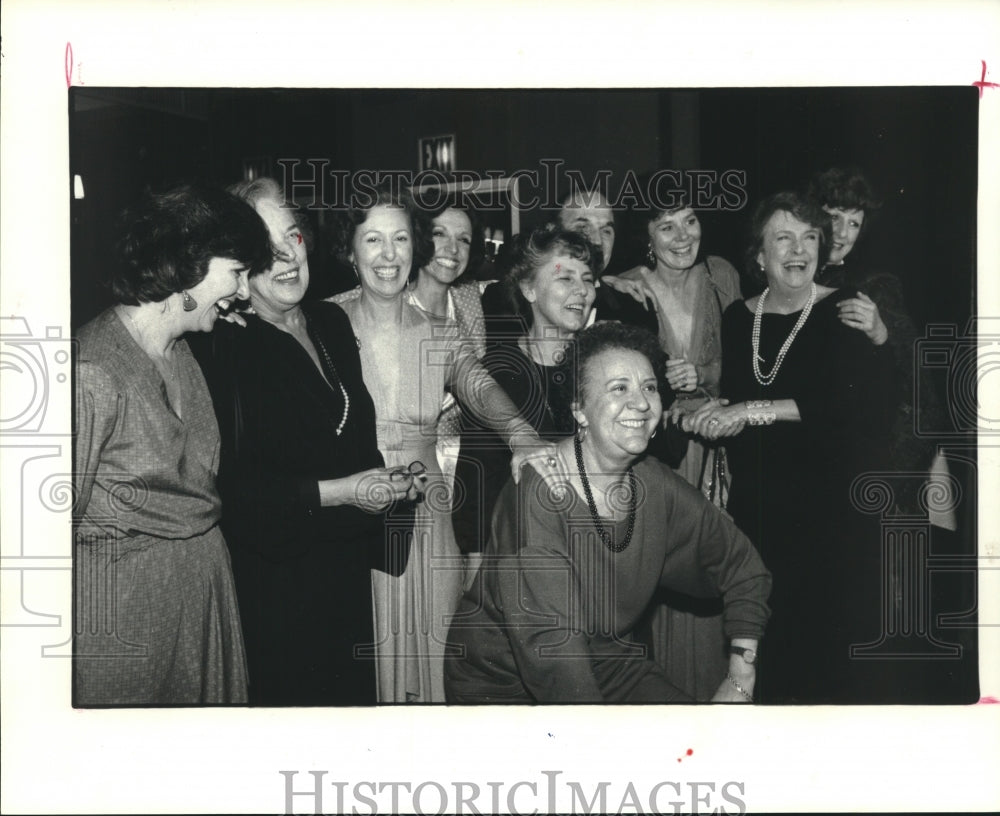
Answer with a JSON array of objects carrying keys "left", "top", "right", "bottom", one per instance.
[{"left": 730, "top": 645, "right": 757, "bottom": 665}]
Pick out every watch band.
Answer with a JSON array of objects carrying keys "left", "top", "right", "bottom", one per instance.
[{"left": 730, "top": 645, "right": 757, "bottom": 664}]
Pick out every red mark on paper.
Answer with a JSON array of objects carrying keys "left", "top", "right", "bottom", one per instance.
[
  {"left": 297, "top": 233, "right": 303, "bottom": 245},
  {"left": 973, "top": 61, "right": 999, "bottom": 98},
  {"left": 978, "top": 696, "right": 999, "bottom": 704},
  {"left": 677, "top": 748, "right": 694, "bottom": 763},
  {"left": 65, "top": 42, "right": 73, "bottom": 88}
]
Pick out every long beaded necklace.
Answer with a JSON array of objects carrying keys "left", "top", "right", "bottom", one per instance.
[
  {"left": 305, "top": 318, "right": 351, "bottom": 436},
  {"left": 751, "top": 282, "right": 816, "bottom": 386},
  {"left": 574, "top": 434, "right": 637, "bottom": 553}
]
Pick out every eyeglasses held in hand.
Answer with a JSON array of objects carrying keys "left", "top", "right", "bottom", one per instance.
[{"left": 390, "top": 460, "right": 428, "bottom": 502}]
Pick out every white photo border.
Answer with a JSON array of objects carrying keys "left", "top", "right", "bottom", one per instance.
[{"left": 2, "top": 1, "right": 999, "bottom": 813}]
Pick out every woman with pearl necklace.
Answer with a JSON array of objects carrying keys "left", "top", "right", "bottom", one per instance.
[{"left": 684, "top": 191, "right": 893, "bottom": 704}]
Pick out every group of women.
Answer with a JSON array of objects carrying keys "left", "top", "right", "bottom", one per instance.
[{"left": 74, "top": 165, "right": 914, "bottom": 706}]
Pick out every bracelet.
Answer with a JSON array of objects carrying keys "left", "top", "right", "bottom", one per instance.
[
  {"left": 746, "top": 410, "right": 776, "bottom": 426},
  {"left": 745, "top": 400, "right": 772, "bottom": 410},
  {"left": 726, "top": 671, "right": 754, "bottom": 702}
]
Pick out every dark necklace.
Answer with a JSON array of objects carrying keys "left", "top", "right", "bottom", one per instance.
[{"left": 574, "top": 434, "right": 637, "bottom": 553}]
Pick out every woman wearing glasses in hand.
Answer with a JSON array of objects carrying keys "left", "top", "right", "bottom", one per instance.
[
  {"left": 192, "top": 178, "right": 416, "bottom": 706},
  {"left": 329, "top": 181, "right": 560, "bottom": 703}
]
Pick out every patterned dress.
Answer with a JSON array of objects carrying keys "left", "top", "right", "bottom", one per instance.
[{"left": 73, "top": 309, "right": 248, "bottom": 705}]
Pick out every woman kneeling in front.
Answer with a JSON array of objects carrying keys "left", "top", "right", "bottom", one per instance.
[{"left": 445, "top": 323, "right": 771, "bottom": 703}]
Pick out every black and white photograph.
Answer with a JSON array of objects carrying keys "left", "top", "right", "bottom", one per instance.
[{"left": 2, "top": 1, "right": 998, "bottom": 814}]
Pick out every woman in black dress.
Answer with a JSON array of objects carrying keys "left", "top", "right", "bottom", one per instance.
[
  {"left": 684, "top": 191, "right": 893, "bottom": 703},
  {"left": 808, "top": 166, "right": 944, "bottom": 515},
  {"left": 192, "top": 178, "right": 416, "bottom": 706}
]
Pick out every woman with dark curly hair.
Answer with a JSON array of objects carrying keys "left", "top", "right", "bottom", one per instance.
[
  {"left": 73, "top": 184, "right": 271, "bottom": 705},
  {"left": 685, "top": 191, "right": 893, "bottom": 703},
  {"left": 328, "top": 181, "right": 561, "bottom": 703},
  {"left": 445, "top": 322, "right": 771, "bottom": 703},
  {"left": 808, "top": 166, "right": 944, "bottom": 516}
]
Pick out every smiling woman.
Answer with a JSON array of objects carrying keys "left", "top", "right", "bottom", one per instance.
[
  {"left": 189, "top": 177, "right": 419, "bottom": 706},
  {"left": 452, "top": 226, "right": 598, "bottom": 562},
  {"left": 445, "top": 322, "right": 772, "bottom": 704},
  {"left": 683, "top": 190, "right": 895, "bottom": 703},
  {"left": 328, "top": 182, "right": 561, "bottom": 703},
  {"left": 809, "top": 167, "right": 943, "bottom": 519},
  {"left": 73, "top": 184, "right": 272, "bottom": 705}
]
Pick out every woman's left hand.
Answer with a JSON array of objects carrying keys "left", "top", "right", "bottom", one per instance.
[
  {"left": 711, "top": 673, "right": 755, "bottom": 703},
  {"left": 683, "top": 400, "right": 746, "bottom": 440},
  {"left": 665, "top": 358, "right": 699, "bottom": 392},
  {"left": 711, "top": 649, "right": 756, "bottom": 703},
  {"left": 837, "top": 293, "right": 888, "bottom": 345},
  {"left": 600, "top": 274, "right": 653, "bottom": 308}
]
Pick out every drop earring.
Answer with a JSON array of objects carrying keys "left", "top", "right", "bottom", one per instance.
[
  {"left": 645, "top": 242, "right": 656, "bottom": 269},
  {"left": 182, "top": 291, "right": 198, "bottom": 311}
]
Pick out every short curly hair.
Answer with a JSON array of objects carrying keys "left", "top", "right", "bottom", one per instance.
[
  {"left": 806, "top": 166, "right": 881, "bottom": 242},
  {"left": 328, "top": 179, "right": 433, "bottom": 281},
  {"left": 744, "top": 191, "right": 833, "bottom": 284},
  {"left": 227, "top": 176, "right": 316, "bottom": 268},
  {"left": 570, "top": 321, "right": 666, "bottom": 408},
  {"left": 807, "top": 166, "right": 882, "bottom": 213},
  {"left": 110, "top": 184, "right": 272, "bottom": 305},
  {"left": 502, "top": 224, "right": 601, "bottom": 328}
]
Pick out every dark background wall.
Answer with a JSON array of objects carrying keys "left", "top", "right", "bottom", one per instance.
[{"left": 69, "top": 86, "right": 977, "bottom": 337}]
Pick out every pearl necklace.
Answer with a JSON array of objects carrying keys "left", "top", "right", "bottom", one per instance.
[
  {"left": 305, "top": 318, "right": 351, "bottom": 436},
  {"left": 574, "top": 435, "right": 636, "bottom": 553},
  {"left": 752, "top": 283, "right": 816, "bottom": 386}
]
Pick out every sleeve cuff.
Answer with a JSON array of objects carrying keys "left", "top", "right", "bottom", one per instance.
[{"left": 296, "top": 478, "right": 321, "bottom": 517}]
